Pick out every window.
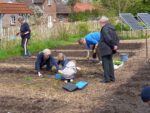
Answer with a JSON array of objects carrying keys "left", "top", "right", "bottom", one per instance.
[
  {"left": 48, "top": 0, "right": 52, "bottom": 5},
  {"left": 10, "top": 15, "right": 16, "bottom": 25}
]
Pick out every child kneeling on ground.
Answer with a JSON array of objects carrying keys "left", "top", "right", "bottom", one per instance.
[
  {"left": 58, "top": 60, "right": 81, "bottom": 83},
  {"left": 57, "top": 53, "right": 69, "bottom": 69}
]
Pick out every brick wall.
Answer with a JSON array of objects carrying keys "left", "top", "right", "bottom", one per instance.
[{"left": 43, "top": 0, "right": 57, "bottom": 19}]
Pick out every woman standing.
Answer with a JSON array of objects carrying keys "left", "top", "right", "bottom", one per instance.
[{"left": 17, "top": 17, "right": 31, "bottom": 57}]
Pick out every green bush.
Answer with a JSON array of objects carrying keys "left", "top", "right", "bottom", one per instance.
[
  {"left": 56, "top": 24, "right": 69, "bottom": 41},
  {"left": 115, "top": 23, "right": 130, "bottom": 31},
  {"left": 69, "top": 9, "right": 102, "bottom": 22},
  {"left": 77, "top": 23, "right": 89, "bottom": 37},
  {"left": 127, "top": 2, "right": 150, "bottom": 15}
]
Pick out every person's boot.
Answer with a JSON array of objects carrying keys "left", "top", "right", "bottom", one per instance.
[
  {"left": 100, "top": 79, "right": 111, "bottom": 83},
  {"left": 27, "top": 50, "right": 31, "bottom": 57}
]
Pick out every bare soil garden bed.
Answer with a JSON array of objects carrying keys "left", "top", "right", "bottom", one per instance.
[{"left": 0, "top": 41, "right": 149, "bottom": 113}]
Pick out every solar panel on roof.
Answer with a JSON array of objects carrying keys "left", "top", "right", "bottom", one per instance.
[
  {"left": 137, "top": 13, "right": 150, "bottom": 27},
  {"left": 120, "top": 13, "right": 144, "bottom": 30}
]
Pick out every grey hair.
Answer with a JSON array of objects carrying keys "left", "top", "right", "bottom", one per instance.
[{"left": 18, "top": 16, "right": 25, "bottom": 22}]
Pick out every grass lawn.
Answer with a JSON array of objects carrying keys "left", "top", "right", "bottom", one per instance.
[{"left": 0, "top": 34, "right": 80, "bottom": 60}]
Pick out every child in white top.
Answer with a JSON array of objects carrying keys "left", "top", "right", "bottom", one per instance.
[{"left": 58, "top": 60, "right": 81, "bottom": 83}]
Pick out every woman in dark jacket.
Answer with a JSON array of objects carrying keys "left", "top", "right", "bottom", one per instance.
[
  {"left": 17, "top": 17, "right": 31, "bottom": 57},
  {"left": 35, "top": 49, "right": 59, "bottom": 77}
]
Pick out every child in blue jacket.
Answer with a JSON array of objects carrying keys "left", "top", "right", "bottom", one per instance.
[{"left": 57, "top": 53, "right": 69, "bottom": 69}]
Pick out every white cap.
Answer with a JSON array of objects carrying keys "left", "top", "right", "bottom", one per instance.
[{"left": 99, "top": 16, "right": 109, "bottom": 22}]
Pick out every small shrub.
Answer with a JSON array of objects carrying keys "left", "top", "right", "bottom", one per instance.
[
  {"left": 56, "top": 23, "right": 69, "bottom": 40},
  {"left": 69, "top": 9, "right": 102, "bottom": 22},
  {"left": 77, "top": 23, "right": 90, "bottom": 37},
  {"left": 115, "top": 23, "right": 130, "bottom": 31}
]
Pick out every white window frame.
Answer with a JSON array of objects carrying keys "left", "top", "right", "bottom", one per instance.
[
  {"left": 32, "top": 0, "right": 34, "bottom": 3},
  {"left": 10, "top": 15, "right": 16, "bottom": 25},
  {"left": 48, "top": 0, "right": 52, "bottom": 6}
]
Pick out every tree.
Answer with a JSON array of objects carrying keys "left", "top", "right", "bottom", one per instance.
[
  {"left": 143, "top": 0, "right": 150, "bottom": 4},
  {"left": 67, "top": 0, "right": 80, "bottom": 6},
  {"left": 101, "top": 0, "right": 137, "bottom": 13}
]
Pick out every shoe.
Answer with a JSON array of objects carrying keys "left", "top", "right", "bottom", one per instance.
[
  {"left": 97, "top": 61, "right": 102, "bottom": 65},
  {"left": 91, "top": 58, "right": 97, "bottom": 63},
  {"left": 110, "top": 79, "right": 115, "bottom": 82},
  {"left": 23, "top": 55, "right": 29, "bottom": 58},
  {"left": 100, "top": 80, "right": 111, "bottom": 83}
]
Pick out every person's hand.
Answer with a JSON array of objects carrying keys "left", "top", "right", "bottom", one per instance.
[
  {"left": 58, "top": 70, "right": 63, "bottom": 74},
  {"left": 114, "top": 45, "right": 118, "bottom": 50},
  {"left": 52, "top": 66, "right": 57, "bottom": 72},
  {"left": 16, "top": 32, "right": 20, "bottom": 36},
  {"left": 95, "top": 44, "right": 98, "bottom": 48},
  {"left": 93, "top": 49, "right": 96, "bottom": 53},
  {"left": 77, "top": 67, "right": 81, "bottom": 71},
  {"left": 38, "top": 72, "right": 43, "bottom": 77}
]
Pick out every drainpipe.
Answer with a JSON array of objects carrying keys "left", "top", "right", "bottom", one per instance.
[{"left": 0, "top": 14, "right": 3, "bottom": 36}]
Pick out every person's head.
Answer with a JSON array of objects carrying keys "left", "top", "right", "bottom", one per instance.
[
  {"left": 78, "top": 38, "right": 86, "bottom": 45},
  {"left": 43, "top": 49, "right": 51, "bottom": 59},
  {"left": 99, "top": 16, "right": 109, "bottom": 27},
  {"left": 57, "top": 53, "right": 65, "bottom": 61},
  {"left": 18, "top": 16, "right": 25, "bottom": 24},
  {"left": 141, "top": 86, "right": 150, "bottom": 107}
]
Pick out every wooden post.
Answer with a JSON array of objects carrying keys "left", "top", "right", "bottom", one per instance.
[
  {"left": 24, "top": 14, "right": 29, "bottom": 22},
  {"left": 145, "top": 28, "right": 148, "bottom": 59}
]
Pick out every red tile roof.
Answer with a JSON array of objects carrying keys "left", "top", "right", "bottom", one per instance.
[
  {"left": 0, "top": 3, "right": 32, "bottom": 14},
  {"left": 73, "top": 3, "right": 96, "bottom": 13}
]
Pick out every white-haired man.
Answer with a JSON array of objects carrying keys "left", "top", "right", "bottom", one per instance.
[{"left": 98, "top": 16, "right": 119, "bottom": 83}]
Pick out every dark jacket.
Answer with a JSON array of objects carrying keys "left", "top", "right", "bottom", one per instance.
[
  {"left": 20, "top": 22, "right": 31, "bottom": 39},
  {"left": 57, "top": 56, "right": 69, "bottom": 69},
  {"left": 35, "top": 52, "right": 59, "bottom": 72},
  {"left": 99, "top": 23, "right": 119, "bottom": 57}
]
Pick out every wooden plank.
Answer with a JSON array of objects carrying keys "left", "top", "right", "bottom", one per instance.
[
  {"left": 30, "top": 56, "right": 96, "bottom": 60},
  {"left": 51, "top": 49, "right": 141, "bottom": 53}
]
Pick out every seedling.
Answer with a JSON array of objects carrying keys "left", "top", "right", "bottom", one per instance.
[{"left": 24, "top": 76, "right": 33, "bottom": 81}]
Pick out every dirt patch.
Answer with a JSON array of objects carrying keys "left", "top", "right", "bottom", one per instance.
[
  {"left": 118, "top": 42, "right": 143, "bottom": 50},
  {"left": 0, "top": 40, "right": 149, "bottom": 113},
  {"left": 0, "top": 96, "right": 67, "bottom": 113}
]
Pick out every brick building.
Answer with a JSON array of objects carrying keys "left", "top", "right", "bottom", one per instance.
[{"left": 0, "top": 1, "right": 32, "bottom": 35}]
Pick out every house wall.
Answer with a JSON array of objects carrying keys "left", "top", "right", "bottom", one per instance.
[
  {"left": 21, "top": 0, "right": 57, "bottom": 21},
  {"left": 43, "top": 0, "right": 57, "bottom": 20},
  {"left": 0, "top": 0, "right": 16, "bottom": 3},
  {"left": 2, "top": 14, "right": 19, "bottom": 28}
]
